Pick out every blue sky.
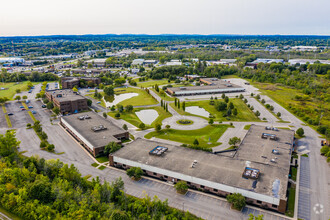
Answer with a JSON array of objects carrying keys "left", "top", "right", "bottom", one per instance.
[{"left": 0, "top": 0, "right": 329, "bottom": 36}]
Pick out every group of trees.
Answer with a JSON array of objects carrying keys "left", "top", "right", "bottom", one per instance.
[
  {"left": 210, "top": 95, "right": 238, "bottom": 118},
  {"left": 0, "top": 130, "right": 200, "bottom": 219},
  {"left": 1, "top": 69, "right": 58, "bottom": 83},
  {"left": 32, "top": 121, "right": 55, "bottom": 152}
]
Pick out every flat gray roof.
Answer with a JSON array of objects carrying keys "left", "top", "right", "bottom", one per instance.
[
  {"left": 47, "top": 89, "right": 87, "bottom": 102},
  {"left": 112, "top": 125, "right": 294, "bottom": 200},
  {"left": 61, "top": 112, "right": 127, "bottom": 149}
]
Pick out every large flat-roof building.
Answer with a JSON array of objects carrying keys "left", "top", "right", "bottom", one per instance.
[
  {"left": 61, "top": 112, "right": 129, "bottom": 156},
  {"left": 166, "top": 78, "right": 245, "bottom": 96},
  {"left": 110, "top": 125, "right": 294, "bottom": 213},
  {"left": 46, "top": 89, "right": 89, "bottom": 114}
]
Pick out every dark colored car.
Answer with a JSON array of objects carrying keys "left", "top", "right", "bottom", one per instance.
[
  {"left": 28, "top": 106, "right": 33, "bottom": 109},
  {"left": 31, "top": 111, "right": 37, "bottom": 114},
  {"left": 42, "top": 105, "right": 46, "bottom": 108},
  {"left": 21, "top": 108, "right": 26, "bottom": 111},
  {"left": 7, "top": 113, "right": 14, "bottom": 116}
]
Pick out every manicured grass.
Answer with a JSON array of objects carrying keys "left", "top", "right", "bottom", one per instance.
[
  {"left": 2, "top": 105, "right": 12, "bottom": 128},
  {"left": 145, "top": 124, "right": 229, "bottom": 148},
  {"left": 221, "top": 75, "right": 240, "bottom": 79},
  {"left": 108, "top": 106, "right": 172, "bottom": 128},
  {"left": 251, "top": 82, "right": 330, "bottom": 128},
  {"left": 96, "top": 156, "right": 109, "bottom": 163},
  {"left": 136, "top": 79, "right": 169, "bottom": 88},
  {"left": 290, "top": 166, "right": 297, "bottom": 181},
  {"left": 244, "top": 125, "right": 251, "bottom": 130},
  {"left": 0, "top": 206, "right": 21, "bottom": 220},
  {"left": 173, "top": 98, "right": 261, "bottom": 122},
  {"left": 176, "top": 119, "right": 194, "bottom": 125},
  {"left": 85, "top": 92, "right": 106, "bottom": 107},
  {"left": 0, "top": 81, "right": 38, "bottom": 100},
  {"left": 285, "top": 187, "right": 296, "bottom": 217},
  {"left": 84, "top": 174, "right": 92, "bottom": 179},
  {"left": 301, "top": 154, "right": 309, "bottom": 157},
  {"left": 114, "top": 87, "right": 158, "bottom": 106},
  {"left": 151, "top": 88, "right": 176, "bottom": 101},
  {"left": 91, "top": 163, "right": 98, "bottom": 167},
  {"left": 276, "top": 127, "right": 291, "bottom": 130},
  {"left": 98, "top": 165, "right": 106, "bottom": 170}
]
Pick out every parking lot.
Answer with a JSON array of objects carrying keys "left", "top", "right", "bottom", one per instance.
[{"left": 4, "top": 101, "right": 34, "bottom": 128}]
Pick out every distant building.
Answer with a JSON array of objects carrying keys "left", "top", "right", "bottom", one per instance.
[
  {"left": 46, "top": 89, "right": 88, "bottom": 114},
  {"left": 166, "top": 78, "right": 245, "bottom": 96},
  {"left": 85, "top": 59, "right": 107, "bottom": 67},
  {"left": 60, "top": 112, "right": 129, "bottom": 157},
  {"left": 61, "top": 77, "right": 101, "bottom": 89},
  {"left": 0, "top": 57, "right": 25, "bottom": 66},
  {"left": 291, "top": 46, "right": 318, "bottom": 51},
  {"left": 132, "top": 59, "right": 145, "bottom": 66},
  {"left": 166, "top": 60, "right": 182, "bottom": 66},
  {"left": 250, "top": 58, "right": 284, "bottom": 65},
  {"left": 288, "top": 59, "right": 330, "bottom": 65},
  {"left": 143, "top": 60, "right": 158, "bottom": 66},
  {"left": 110, "top": 125, "right": 295, "bottom": 214}
]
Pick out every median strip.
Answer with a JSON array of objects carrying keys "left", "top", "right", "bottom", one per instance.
[
  {"left": 22, "top": 102, "right": 37, "bottom": 122},
  {"left": 2, "top": 105, "right": 12, "bottom": 128}
]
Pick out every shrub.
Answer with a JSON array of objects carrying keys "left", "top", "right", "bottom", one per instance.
[
  {"left": 122, "top": 124, "right": 128, "bottom": 130},
  {"left": 126, "top": 167, "right": 143, "bottom": 180},
  {"left": 115, "top": 113, "right": 120, "bottom": 118},
  {"left": 174, "top": 181, "right": 188, "bottom": 194},
  {"left": 193, "top": 139, "right": 199, "bottom": 146},
  {"left": 226, "top": 193, "right": 246, "bottom": 210},
  {"left": 138, "top": 123, "right": 146, "bottom": 130},
  {"left": 296, "top": 128, "right": 304, "bottom": 137},
  {"left": 40, "top": 141, "right": 47, "bottom": 148},
  {"left": 46, "top": 144, "right": 55, "bottom": 152}
]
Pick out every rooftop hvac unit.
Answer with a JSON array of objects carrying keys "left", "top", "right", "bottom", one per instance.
[{"left": 191, "top": 160, "right": 198, "bottom": 168}]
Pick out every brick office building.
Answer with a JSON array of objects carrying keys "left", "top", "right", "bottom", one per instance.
[
  {"left": 46, "top": 89, "right": 89, "bottom": 114},
  {"left": 61, "top": 77, "right": 101, "bottom": 89},
  {"left": 60, "top": 112, "right": 129, "bottom": 157},
  {"left": 110, "top": 125, "right": 295, "bottom": 214}
]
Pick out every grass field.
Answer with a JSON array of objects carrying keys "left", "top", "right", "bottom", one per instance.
[
  {"left": 244, "top": 124, "right": 251, "bottom": 130},
  {"left": 151, "top": 88, "right": 176, "bottom": 101},
  {"left": 108, "top": 106, "right": 172, "bottom": 128},
  {"left": 145, "top": 124, "right": 229, "bottom": 148},
  {"left": 172, "top": 98, "right": 261, "bottom": 122},
  {"left": 96, "top": 156, "right": 109, "bottom": 163},
  {"left": 290, "top": 166, "right": 297, "bottom": 181},
  {"left": 0, "top": 81, "right": 38, "bottom": 100},
  {"left": 114, "top": 87, "right": 158, "bottom": 106},
  {"left": 251, "top": 82, "right": 330, "bottom": 128},
  {"left": 136, "top": 79, "right": 169, "bottom": 88}
]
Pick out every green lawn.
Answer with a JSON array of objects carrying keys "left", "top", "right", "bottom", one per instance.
[
  {"left": 96, "top": 156, "right": 109, "bottom": 163},
  {"left": 91, "top": 163, "right": 98, "bottom": 167},
  {"left": 244, "top": 125, "right": 251, "bottom": 130},
  {"left": 221, "top": 75, "right": 240, "bottom": 79},
  {"left": 285, "top": 187, "right": 296, "bottom": 217},
  {"left": 108, "top": 106, "right": 172, "bottom": 128},
  {"left": 151, "top": 88, "right": 176, "bottom": 101},
  {"left": 98, "top": 165, "right": 106, "bottom": 170},
  {"left": 251, "top": 82, "right": 330, "bottom": 128},
  {"left": 290, "top": 166, "right": 297, "bottom": 181},
  {"left": 136, "top": 79, "right": 169, "bottom": 88},
  {"left": 172, "top": 98, "right": 261, "bottom": 122},
  {"left": 0, "top": 81, "right": 38, "bottom": 100},
  {"left": 114, "top": 87, "right": 158, "bottom": 106},
  {"left": 85, "top": 92, "right": 106, "bottom": 107},
  {"left": 145, "top": 124, "right": 229, "bottom": 148}
]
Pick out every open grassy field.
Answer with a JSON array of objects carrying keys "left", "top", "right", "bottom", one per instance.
[
  {"left": 136, "top": 79, "right": 169, "bottom": 88},
  {"left": 108, "top": 106, "right": 172, "bottom": 128},
  {"left": 171, "top": 98, "right": 261, "bottom": 122},
  {"left": 0, "top": 81, "right": 38, "bottom": 100},
  {"left": 145, "top": 124, "right": 229, "bottom": 148},
  {"left": 251, "top": 82, "right": 330, "bottom": 128},
  {"left": 114, "top": 87, "right": 158, "bottom": 106}
]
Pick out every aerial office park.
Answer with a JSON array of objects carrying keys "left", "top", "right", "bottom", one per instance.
[{"left": 36, "top": 75, "right": 299, "bottom": 216}]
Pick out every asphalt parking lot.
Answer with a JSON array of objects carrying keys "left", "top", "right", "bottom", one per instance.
[
  {"left": 0, "top": 106, "right": 7, "bottom": 128},
  {"left": 5, "top": 101, "right": 34, "bottom": 128}
]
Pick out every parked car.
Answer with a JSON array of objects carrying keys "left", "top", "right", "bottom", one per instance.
[
  {"left": 28, "top": 106, "right": 33, "bottom": 109},
  {"left": 41, "top": 104, "right": 46, "bottom": 108},
  {"left": 19, "top": 106, "right": 24, "bottom": 108},
  {"left": 7, "top": 113, "right": 14, "bottom": 116},
  {"left": 97, "top": 101, "right": 101, "bottom": 104},
  {"left": 31, "top": 111, "right": 37, "bottom": 114},
  {"left": 21, "top": 108, "right": 26, "bottom": 111}
]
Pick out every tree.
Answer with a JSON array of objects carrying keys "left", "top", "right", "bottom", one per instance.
[
  {"left": 115, "top": 112, "right": 120, "bottom": 118},
  {"left": 15, "top": 89, "right": 21, "bottom": 93},
  {"left": 117, "top": 104, "right": 124, "bottom": 113},
  {"left": 104, "top": 86, "right": 114, "bottom": 96},
  {"left": 155, "top": 123, "right": 162, "bottom": 132},
  {"left": 222, "top": 93, "right": 225, "bottom": 99},
  {"left": 72, "top": 87, "right": 78, "bottom": 92},
  {"left": 174, "top": 181, "right": 188, "bottom": 194},
  {"left": 256, "top": 94, "right": 261, "bottom": 100},
  {"left": 193, "top": 139, "right": 199, "bottom": 145},
  {"left": 22, "top": 95, "right": 27, "bottom": 100},
  {"left": 125, "top": 105, "right": 133, "bottom": 112},
  {"left": 296, "top": 128, "right": 304, "bottom": 137},
  {"left": 177, "top": 100, "right": 180, "bottom": 109},
  {"left": 239, "top": 94, "right": 244, "bottom": 99},
  {"left": 87, "top": 99, "right": 92, "bottom": 106},
  {"left": 104, "top": 142, "right": 122, "bottom": 155},
  {"left": 226, "top": 193, "right": 246, "bottom": 210},
  {"left": 165, "top": 124, "right": 171, "bottom": 130},
  {"left": 40, "top": 141, "right": 47, "bottom": 148},
  {"left": 46, "top": 102, "right": 54, "bottom": 109},
  {"left": 248, "top": 213, "right": 264, "bottom": 220},
  {"left": 103, "top": 112, "right": 107, "bottom": 118},
  {"left": 227, "top": 108, "right": 232, "bottom": 116},
  {"left": 277, "top": 112, "right": 281, "bottom": 118},
  {"left": 228, "top": 102, "right": 234, "bottom": 109},
  {"left": 47, "top": 144, "right": 55, "bottom": 152},
  {"left": 251, "top": 93, "right": 254, "bottom": 97},
  {"left": 182, "top": 101, "right": 186, "bottom": 111},
  {"left": 261, "top": 99, "right": 265, "bottom": 104},
  {"left": 155, "top": 84, "right": 159, "bottom": 92},
  {"left": 138, "top": 123, "right": 146, "bottom": 130},
  {"left": 320, "top": 146, "right": 329, "bottom": 155},
  {"left": 255, "top": 110, "right": 260, "bottom": 117},
  {"left": 224, "top": 96, "right": 229, "bottom": 103},
  {"left": 228, "top": 137, "right": 241, "bottom": 146},
  {"left": 215, "top": 101, "right": 227, "bottom": 111},
  {"left": 209, "top": 118, "right": 214, "bottom": 125},
  {"left": 126, "top": 167, "right": 143, "bottom": 180},
  {"left": 233, "top": 108, "right": 238, "bottom": 116},
  {"left": 87, "top": 63, "right": 93, "bottom": 68},
  {"left": 174, "top": 98, "right": 177, "bottom": 107},
  {"left": 52, "top": 107, "right": 60, "bottom": 115},
  {"left": 15, "top": 95, "right": 21, "bottom": 101},
  {"left": 122, "top": 124, "right": 128, "bottom": 130}
]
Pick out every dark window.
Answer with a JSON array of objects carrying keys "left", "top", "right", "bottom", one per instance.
[
  {"left": 114, "top": 162, "right": 117, "bottom": 165},
  {"left": 187, "top": 182, "right": 191, "bottom": 185},
  {"left": 272, "top": 204, "right": 278, "bottom": 208},
  {"left": 257, "top": 200, "right": 262, "bottom": 204},
  {"left": 214, "top": 189, "right": 218, "bottom": 192},
  {"left": 122, "top": 164, "right": 126, "bottom": 167},
  {"left": 200, "top": 185, "right": 205, "bottom": 188},
  {"left": 164, "top": 175, "right": 168, "bottom": 178},
  {"left": 153, "top": 172, "right": 157, "bottom": 176}
]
